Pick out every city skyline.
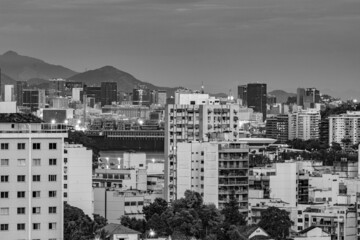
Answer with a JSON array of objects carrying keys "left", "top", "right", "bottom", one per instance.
[{"left": 0, "top": 0, "right": 359, "bottom": 99}]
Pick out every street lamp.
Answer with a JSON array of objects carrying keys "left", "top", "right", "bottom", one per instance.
[{"left": 148, "top": 229, "right": 156, "bottom": 239}]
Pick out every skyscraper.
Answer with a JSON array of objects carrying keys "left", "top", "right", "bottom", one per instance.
[
  {"left": 22, "top": 89, "right": 46, "bottom": 112},
  {"left": 16, "top": 81, "right": 28, "bottom": 106},
  {"left": 297, "top": 87, "right": 320, "bottom": 109},
  {"left": 237, "top": 85, "right": 247, "bottom": 106},
  {"left": 246, "top": 83, "right": 267, "bottom": 121},
  {"left": 132, "top": 85, "right": 150, "bottom": 106},
  {"left": 100, "top": 82, "right": 117, "bottom": 106}
]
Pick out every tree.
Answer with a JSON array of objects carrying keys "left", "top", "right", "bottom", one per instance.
[
  {"left": 221, "top": 195, "right": 246, "bottom": 227},
  {"left": 227, "top": 225, "right": 242, "bottom": 240},
  {"left": 199, "top": 204, "right": 223, "bottom": 238},
  {"left": 142, "top": 198, "right": 168, "bottom": 221},
  {"left": 331, "top": 142, "right": 342, "bottom": 151},
  {"left": 341, "top": 138, "right": 352, "bottom": 148},
  {"left": 258, "top": 207, "right": 292, "bottom": 240},
  {"left": 120, "top": 216, "right": 146, "bottom": 234},
  {"left": 64, "top": 203, "right": 107, "bottom": 240}
]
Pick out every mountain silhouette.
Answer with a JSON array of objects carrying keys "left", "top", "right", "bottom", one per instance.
[{"left": 0, "top": 51, "right": 77, "bottom": 81}]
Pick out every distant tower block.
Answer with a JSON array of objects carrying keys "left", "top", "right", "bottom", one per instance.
[{"left": 4, "top": 85, "right": 14, "bottom": 102}]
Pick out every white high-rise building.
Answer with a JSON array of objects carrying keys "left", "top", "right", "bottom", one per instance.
[
  {"left": 329, "top": 111, "right": 360, "bottom": 148},
  {"left": 0, "top": 113, "right": 68, "bottom": 240},
  {"left": 63, "top": 143, "right": 93, "bottom": 218},
  {"left": 175, "top": 141, "right": 249, "bottom": 213},
  {"left": 165, "top": 92, "right": 248, "bottom": 201},
  {"left": 289, "top": 109, "right": 321, "bottom": 140},
  {"left": 4, "top": 85, "right": 14, "bottom": 102}
]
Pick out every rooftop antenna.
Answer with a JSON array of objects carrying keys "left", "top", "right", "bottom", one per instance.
[{"left": 201, "top": 81, "right": 204, "bottom": 94}]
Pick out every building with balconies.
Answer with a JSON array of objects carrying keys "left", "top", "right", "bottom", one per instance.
[{"left": 175, "top": 141, "right": 249, "bottom": 214}]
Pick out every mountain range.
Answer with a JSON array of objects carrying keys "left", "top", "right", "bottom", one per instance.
[{"left": 0, "top": 50, "right": 298, "bottom": 99}]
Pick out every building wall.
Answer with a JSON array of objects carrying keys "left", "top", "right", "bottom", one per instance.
[
  {"left": 165, "top": 102, "right": 247, "bottom": 201},
  {"left": 64, "top": 144, "right": 93, "bottom": 218},
  {"left": 270, "top": 162, "right": 298, "bottom": 207},
  {"left": 0, "top": 124, "right": 66, "bottom": 240}
]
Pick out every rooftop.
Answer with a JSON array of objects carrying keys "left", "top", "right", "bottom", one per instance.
[
  {"left": 0, "top": 113, "right": 43, "bottom": 123},
  {"left": 100, "top": 223, "right": 141, "bottom": 236}
]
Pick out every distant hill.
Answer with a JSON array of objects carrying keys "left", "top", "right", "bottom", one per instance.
[
  {"left": 0, "top": 72, "right": 16, "bottom": 85},
  {"left": 68, "top": 65, "right": 182, "bottom": 96},
  {"left": 0, "top": 51, "right": 77, "bottom": 81},
  {"left": 269, "top": 90, "right": 296, "bottom": 103}
]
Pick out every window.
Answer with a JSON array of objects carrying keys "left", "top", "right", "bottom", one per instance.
[
  {"left": 18, "top": 143, "right": 25, "bottom": 150},
  {"left": 33, "top": 175, "right": 41, "bottom": 182},
  {"left": 64, "top": 192, "right": 68, "bottom": 198},
  {"left": 32, "top": 191, "right": 40, "bottom": 198},
  {"left": 17, "top": 223, "right": 25, "bottom": 230},
  {"left": 1, "top": 175, "right": 9, "bottom": 182},
  {"left": 49, "top": 222, "right": 57, "bottom": 230},
  {"left": 32, "top": 159, "right": 41, "bottom": 166},
  {"left": 1, "top": 159, "right": 9, "bottom": 166},
  {"left": 18, "top": 159, "right": 26, "bottom": 166},
  {"left": 125, "top": 202, "right": 130, "bottom": 206},
  {"left": 17, "top": 207, "right": 25, "bottom": 214},
  {"left": 1, "top": 192, "right": 9, "bottom": 198},
  {"left": 49, "top": 191, "right": 57, "bottom": 198},
  {"left": 49, "top": 159, "right": 57, "bottom": 166},
  {"left": 17, "top": 191, "right": 25, "bottom": 198},
  {"left": 33, "top": 143, "right": 41, "bottom": 150},
  {"left": 49, "top": 207, "right": 57, "bottom": 214},
  {"left": 17, "top": 175, "right": 25, "bottom": 182},
  {"left": 1, "top": 143, "right": 9, "bottom": 150},
  {"left": 138, "top": 201, "right": 144, "bottom": 206},
  {"left": 49, "top": 143, "right": 57, "bottom": 150},
  {"left": 64, "top": 175, "right": 68, "bottom": 180},
  {"left": 64, "top": 184, "right": 67, "bottom": 189},
  {"left": 0, "top": 208, "right": 9, "bottom": 215},
  {"left": 131, "top": 201, "right": 136, "bottom": 206},
  {"left": 49, "top": 175, "right": 57, "bottom": 182},
  {"left": 32, "top": 207, "right": 41, "bottom": 214},
  {"left": 33, "top": 223, "right": 40, "bottom": 230},
  {"left": 0, "top": 224, "right": 9, "bottom": 231}
]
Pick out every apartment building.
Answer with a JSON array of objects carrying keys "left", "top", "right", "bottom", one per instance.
[
  {"left": 175, "top": 141, "right": 249, "bottom": 214},
  {"left": 0, "top": 113, "right": 67, "bottom": 240},
  {"left": 165, "top": 93, "right": 247, "bottom": 201},
  {"left": 265, "top": 114, "right": 289, "bottom": 143},
  {"left": 289, "top": 109, "right": 321, "bottom": 140},
  {"left": 329, "top": 111, "right": 360, "bottom": 148}
]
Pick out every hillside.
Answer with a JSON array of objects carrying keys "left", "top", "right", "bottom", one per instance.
[
  {"left": 68, "top": 65, "right": 181, "bottom": 95},
  {"left": 269, "top": 90, "right": 296, "bottom": 103},
  {"left": 0, "top": 72, "right": 17, "bottom": 85},
  {"left": 0, "top": 51, "right": 77, "bottom": 81}
]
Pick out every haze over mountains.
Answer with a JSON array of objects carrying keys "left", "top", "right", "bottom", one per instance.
[{"left": 0, "top": 50, "right": 298, "bottom": 99}]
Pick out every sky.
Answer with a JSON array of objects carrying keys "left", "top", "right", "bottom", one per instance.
[{"left": 0, "top": 0, "right": 359, "bottom": 99}]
